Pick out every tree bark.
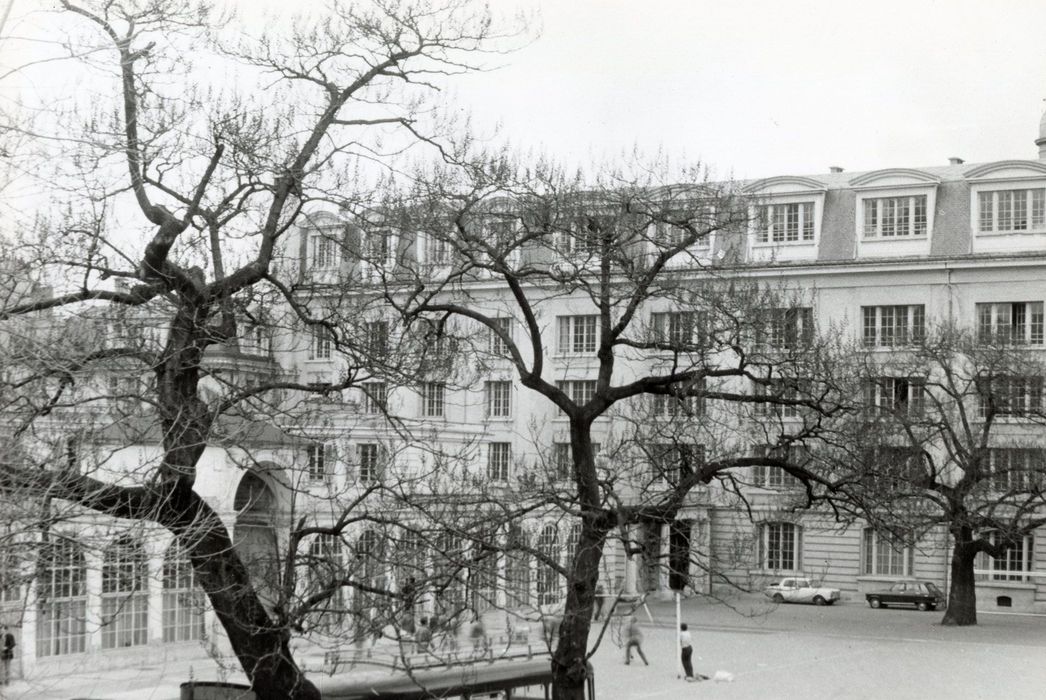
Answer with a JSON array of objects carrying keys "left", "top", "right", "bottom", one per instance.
[
  {"left": 941, "top": 529, "right": 978, "bottom": 626},
  {"left": 550, "top": 518, "right": 606, "bottom": 700},
  {"left": 162, "top": 481, "right": 321, "bottom": 700}
]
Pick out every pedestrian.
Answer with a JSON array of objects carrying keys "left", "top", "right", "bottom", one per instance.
[
  {"left": 469, "top": 609, "right": 490, "bottom": 656},
  {"left": 593, "top": 583, "right": 605, "bottom": 621},
  {"left": 401, "top": 576, "right": 417, "bottom": 633},
  {"left": 415, "top": 617, "right": 432, "bottom": 653},
  {"left": 623, "top": 615, "right": 649, "bottom": 666},
  {"left": 541, "top": 612, "right": 562, "bottom": 650},
  {"left": 1, "top": 625, "right": 15, "bottom": 685},
  {"left": 679, "top": 623, "right": 697, "bottom": 681}
]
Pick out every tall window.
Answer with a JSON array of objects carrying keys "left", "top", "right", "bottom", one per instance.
[
  {"left": 425, "top": 231, "right": 451, "bottom": 265},
  {"left": 650, "top": 311, "right": 705, "bottom": 348},
  {"left": 505, "top": 525, "right": 531, "bottom": 607},
  {"left": 487, "top": 442, "right": 512, "bottom": 482},
  {"left": 752, "top": 378, "right": 805, "bottom": 418},
  {"left": 651, "top": 382, "right": 704, "bottom": 418},
  {"left": 358, "top": 443, "right": 384, "bottom": 483},
  {"left": 310, "top": 233, "right": 336, "bottom": 269},
  {"left": 536, "top": 524, "right": 561, "bottom": 607},
  {"left": 557, "top": 315, "right": 599, "bottom": 355},
  {"left": 0, "top": 548, "right": 21, "bottom": 603},
  {"left": 863, "top": 376, "right": 926, "bottom": 416},
  {"left": 552, "top": 442, "right": 599, "bottom": 480},
  {"left": 163, "top": 542, "right": 205, "bottom": 642},
  {"left": 758, "top": 202, "right": 815, "bottom": 243},
  {"left": 36, "top": 539, "right": 87, "bottom": 657},
  {"left": 862, "top": 305, "right": 925, "bottom": 347},
  {"left": 978, "top": 376, "right": 1043, "bottom": 418},
  {"left": 758, "top": 523, "right": 800, "bottom": 572},
  {"left": 984, "top": 448, "right": 1045, "bottom": 492},
  {"left": 306, "top": 442, "right": 334, "bottom": 482},
  {"left": 751, "top": 445, "right": 803, "bottom": 489},
  {"left": 361, "top": 382, "right": 387, "bottom": 415},
  {"left": 761, "top": 307, "right": 814, "bottom": 348},
  {"left": 308, "top": 324, "right": 333, "bottom": 360},
  {"left": 363, "top": 320, "right": 389, "bottom": 358},
  {"left": 363, "top": 228, "right": 392, "bottom": 266},
  {"left": 976, "top": 533, "right": 1034, "bottom": 582},
  {"left": 976, "top": 302, "right": 1044, "bottom": 345},
  {"left": 488, "top": 317, "right": 512, "bottom": 356},
  {"left": 978, "top": 188, "right": 1046, "bottom": 233},
  {"left": 101, "top": 538, "right": 148, "bottom": 649},
  {"left": 485, "top": 380, "right": 512, "bottom": 418},
  {"left": 306, "top": 533, "right": 345, "bottom": 630},
  {"left": 862, "top": 528, "right": 913, "bottom": 576},
  {"left": 862, "top": 195, "right": 928, "bottom": 238},
  {"left": 650, "top": 443, "right": 704, "bottom": 484},
  {"left": 421, "top": 382, "right": 446, "bottom": 417},
  {"left": 556, "top": 380, "right": 597, "bottom": 412}
]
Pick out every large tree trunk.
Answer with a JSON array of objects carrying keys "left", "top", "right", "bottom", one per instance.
[
  {"left": 154, "top": 309, "right": 319, "bottom": 699},
  {"left": 550, "top": 519, "right": 606, "bottom": 700},
  {"left": 163, "top": 481, "right": 321, "bottom": 700},
  {"left": 941, "top": 528, "right": 978, "bottom": 626}
]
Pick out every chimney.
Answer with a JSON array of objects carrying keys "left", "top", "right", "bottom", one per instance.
[
  {"left": 948, "top": 157, "right": 964, "bottom": 165},
  {"left": 828, "top": 166, "right": 844, "bottom": 173}
]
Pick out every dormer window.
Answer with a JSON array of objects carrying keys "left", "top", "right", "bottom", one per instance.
[
  {"left": 757, "top": 202, "right": 815, "bottom": 243},
  {"left": 861, "top": 195, "right": 928, "bottom": 238},
  {"left": 977, "top": 188, "right": 1046, "bottom": 233},
  {"left": 310, "top": 233, "right": 337, "bottom": 269}
]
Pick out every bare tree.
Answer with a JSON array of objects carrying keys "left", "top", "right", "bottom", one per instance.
[
  {"left": 0, "top": 1, "right": 515, "bottom": 697},
  {"left": 823, "top": 323, "right": 1046, "bottom": 626},
  {"left": 333, "top": 155, "right": 847, "bottom": 698}
]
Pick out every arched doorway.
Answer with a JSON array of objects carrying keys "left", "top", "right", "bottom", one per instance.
[{"left": 233, "top": 472, "right": 280, "bottom": 605}]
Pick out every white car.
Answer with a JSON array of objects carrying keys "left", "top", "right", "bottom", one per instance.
[{"left": 764, "top": 577, "right": 841, "bottom": 606}]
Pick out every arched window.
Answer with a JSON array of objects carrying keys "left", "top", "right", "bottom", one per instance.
[
  {"left": 861, "top": 528, "right": 913, "bottom": 577},
  {"left": 758, "top": 522, "right": 802, "bottom": 572},
  {"left": 163, "top": 542, "right": 206, "bottom": 643},
  {"left": 505, "top": 525, "right": 530, "bottom": 607},
  {"left": 36, "top": 538, "right": 87, "bottom": 657},
  {"left": 468, "top": 530, "right": 497, "bottom": 613},
  {"left": 101, "top": 537, "right": 148, "bottom": 649},
  {"left": 536, "top": 524, "right": 561, "bottom": 607},
  {"left": 565, "top": 522, "right": 581, "bottom": 569},
  {"left": 305, "top": 533, "right": 345, "bottom": 631}
]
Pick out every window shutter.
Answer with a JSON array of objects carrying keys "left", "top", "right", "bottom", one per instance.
[{"left": 557, "top": 317, "right": 570, "bottom": 353}]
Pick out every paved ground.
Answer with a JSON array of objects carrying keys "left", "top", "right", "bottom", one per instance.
[{"left": 5, "top": 594, "right": 1046, "bottom": 699}]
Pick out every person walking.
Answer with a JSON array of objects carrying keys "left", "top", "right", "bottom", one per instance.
[
  {"left": 623, "top": 615, "right": 649, "bottom": 666},
  {"left": 679, "top": 623, "right": 696, "bottom": 681},
  {"left": 469, "top": 609, "right": 490, "bottom": 657},
  {"left": 593, "top": 583, "right": 606, "bottom": 621},
  {"left": 1, "top": 625, "right": 15, "bottom": 685}
]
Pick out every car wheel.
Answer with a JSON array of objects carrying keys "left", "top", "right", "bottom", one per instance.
[
  {"left": 869, "top": 597, "right": 881, "bottom": 609},
  {"left": 917, "top": 602, "right": 929, "bottom": 611},
  {"left": 813, "top": 595, "right": 827, "bottom": 606},
  {"left": 772, "top": 593, "right": 784, "bottom": 604}
]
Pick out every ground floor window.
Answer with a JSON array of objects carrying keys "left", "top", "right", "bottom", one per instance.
[
  {"left": 977, "top": 533, "right": 1034, "bottom": 582},
  {"left": 861, "top": 528, "right": 914, "bottom": 576},
  {"left": 163, "top": 543, "right": 206, "bottom": 643},
  {"left": 758, "top": 522, "right": 801, "bottom": 572},
  {"left": 536, "top": 524, "right": 561, "bottom": 607},
  {"left": 101, "top": 538, "right": 148, "bottom": 649},
  {"left": 36, "top": 539, "right": 87, "bottom": 657}
]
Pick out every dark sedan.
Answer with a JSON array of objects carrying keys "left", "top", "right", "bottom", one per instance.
[{"left": 866, "top": 580, "right": 945, "bottom": 611}]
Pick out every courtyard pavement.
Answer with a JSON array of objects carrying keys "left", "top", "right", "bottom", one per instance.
[{"left": 5, "top": 594, "right": 1046, "bottom": 699}]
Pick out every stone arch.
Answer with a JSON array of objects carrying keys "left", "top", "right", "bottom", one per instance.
[{"left": 233, "top": 470, "right": 282, "bottom": 605}]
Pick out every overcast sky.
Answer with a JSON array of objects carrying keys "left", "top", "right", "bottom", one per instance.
[
  {"left": 446, "top": 0, "right": 1046, "bottom": 179},
  {"left": 5, "top": 0, "right": 1046, "bottom": 184}
]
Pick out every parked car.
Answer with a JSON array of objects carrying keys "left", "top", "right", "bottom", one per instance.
[
  {"left": 764, "top": 577, "right": 842, "bottom": 605},
  {"left": 865, "top": 580, "right": 945, "bottom": 611}
]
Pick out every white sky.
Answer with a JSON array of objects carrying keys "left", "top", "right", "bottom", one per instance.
[
  {"left": 447, "top": 0, "right": 1046, "bottom": 179},
  {"left": 4, "top": 0, "right": 1046, "bottom": 186}
]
